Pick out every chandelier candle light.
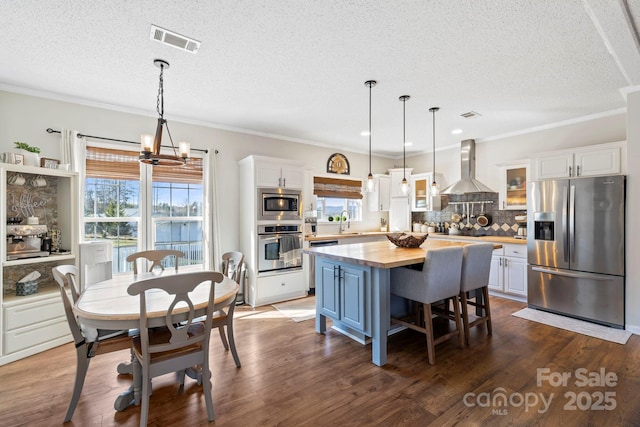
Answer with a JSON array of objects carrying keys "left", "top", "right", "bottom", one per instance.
[
  {"left": 140, "top": 59, "right": 190, "bottom": 166},
  {"left": 399, "top": 95, "right": 410, "bottom": 195},
  {"left": 365, "top": 80, "right": 377, "bottom": 192}
]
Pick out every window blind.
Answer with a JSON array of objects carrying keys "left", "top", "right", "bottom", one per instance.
[
  {"left": 85, "top": 146, "right": 203, "bottom": 183},
  {"left": 313, "top": 176, "right": 363, "bottom": 199}
]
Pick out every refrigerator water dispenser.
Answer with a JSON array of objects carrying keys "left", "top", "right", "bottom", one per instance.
[{"left": 533, "top": 212, "right": 555, "bottom": 241}]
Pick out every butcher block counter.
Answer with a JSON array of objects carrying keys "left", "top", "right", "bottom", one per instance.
[{"left": 303, "top": 239, "right": 502, "bottom": 366}]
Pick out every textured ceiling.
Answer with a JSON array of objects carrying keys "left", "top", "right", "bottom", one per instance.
[{"left": 1, "top": 0, "right": 639, "bottom": 157}]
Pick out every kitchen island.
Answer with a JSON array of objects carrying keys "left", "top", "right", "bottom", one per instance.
[{"left": 303, "top": 239, "right": 502, "bottom": 366}]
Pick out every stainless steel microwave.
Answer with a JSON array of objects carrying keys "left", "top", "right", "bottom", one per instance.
[{"left": 258, "top": 188, "right": 302, "bottom": 221}]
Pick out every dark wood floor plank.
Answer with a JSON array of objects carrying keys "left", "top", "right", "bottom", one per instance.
[{"left": 0, "top": 296, "right": 638, "bottom": 426}]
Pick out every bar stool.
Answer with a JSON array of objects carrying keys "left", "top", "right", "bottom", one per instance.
[
  {"left": 459, "top": 243, "right": 494, "bottom": 346},
  {"left": 390, "top": 246, "right": 464, "bottom": 365}
]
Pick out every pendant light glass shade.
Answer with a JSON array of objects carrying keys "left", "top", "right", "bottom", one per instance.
[
  {"left": 140, "top": 59, "right": 190, "bottom": 166},
  {"left": 399, "top": 95, "right": 410, "bottom": 195},
  {"left": 429, "top": 107, "right": 440, "bottom": 196},
  {"left": 365, "top": 80, "right": 377, "bottom": 192}
]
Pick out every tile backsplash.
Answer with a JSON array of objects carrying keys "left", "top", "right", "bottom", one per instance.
[{"left": 411, "top": 192, "right": 526, "bottom": 237}]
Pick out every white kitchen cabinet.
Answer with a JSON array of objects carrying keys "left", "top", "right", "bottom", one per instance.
[
  {"left": 498, "top": 162, "right": 529, "bottom": 210},
  {"left": 389, "top": 197, "right": 410, "bottom": 232},
  {"left": 238, "top": 155, "right": 306, "bottom": 307},
  {"left": 256, "top": 159, "right": 304, "bottom": 189},
  {"left": 1, "top": 164, "right": 79, "bottom": 366},
  {"left": 488, "top": 244, "right": 527, "bottom": 300},
  {"left": 387, "top": 168, "right": 412, "bottom": 232},
  {"left": 367, "top": 174, "right": 390, "bottom": 212},
  {"left": 533, "top": 143, "right": 622, "bottom": 180},
  {"left": 251, "top": 270, "right": 306, "bottom": 307},
  {"left": 388, "top": 168, "right": 412, "bottom": 197},
  {"left": 410, "top": 172, "right": 446, "bottom": 211}
]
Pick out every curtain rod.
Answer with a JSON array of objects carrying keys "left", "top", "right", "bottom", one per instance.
[{"left": 46, "top": 128, "right": 212, "bottom": 154}]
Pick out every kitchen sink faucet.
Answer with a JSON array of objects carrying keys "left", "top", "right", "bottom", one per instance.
[{"left": 339, "top": 210, "right": 350, "bottom": 233}]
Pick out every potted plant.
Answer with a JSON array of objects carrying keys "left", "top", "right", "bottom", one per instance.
[{"left": 14, "top": 142, "right": 41, "bottom": 167}]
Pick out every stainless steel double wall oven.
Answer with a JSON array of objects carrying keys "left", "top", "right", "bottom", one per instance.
[{"left": 256, "top": 188, "right": 303, "bottom": 274}]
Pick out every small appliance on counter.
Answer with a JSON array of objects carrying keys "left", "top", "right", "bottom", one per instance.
[
  {"left": 515, "top": 215, "right": 527, "bottom": 239},
  {"left": 304, "top": 215, "right": 317, "bottom": 236},
  {"left": 6, "top": 224, "right": 50, "bottom": 260}
]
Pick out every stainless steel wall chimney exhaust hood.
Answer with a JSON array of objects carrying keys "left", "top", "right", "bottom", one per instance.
[{"left": 440, "top": 139, "right": 495, "bottom": 194}]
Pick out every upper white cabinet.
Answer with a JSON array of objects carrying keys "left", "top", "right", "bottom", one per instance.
[
  {"left": 388, "top": 168, "right": 413, "bottom": 198},
  {"left": 410, "top": 172, "right": 446, "bottom": 211},
  {"left": 255, "top": 159, "right": 304, "bottom": 189},
  {"left": 532, "top": 142, "right": 623, "bottom": 180},
  {"left": 498, "top": 162, "right": 529, "bottom": 210},
  {"left": 367, "top": 174, "right": 390, "bottom": 212}
]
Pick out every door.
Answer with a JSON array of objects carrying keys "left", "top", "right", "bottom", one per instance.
[
  {"left": 571, "top": 175, "right": 625, "bottom": 276},
  {"left": 528, "top": 179, "right": 569, "bottom": 270},
  {"left": 340, "top": 264, "right": 367, "bottom": 331},
  {"left": 318, "top": 260, "right": 340, "bottom": 318},
  {"left": 505, "top": 257, "right": 527, "bottom": 296},
  {"left": 389, "top": 197, "right": 410, "bottom": 232}
]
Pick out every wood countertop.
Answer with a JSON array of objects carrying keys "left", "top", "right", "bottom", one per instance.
[
  {"left": 306, "top": 231, "right": 525, "bottom": 245},
  {"left": 302, "top": 239, "right": 502, "bottom": 269}
]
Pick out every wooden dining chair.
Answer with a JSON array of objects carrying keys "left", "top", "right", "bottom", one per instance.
[
  {"left": 126, "top": 249, "right": 184, "bottom": 274},
  {"left": 389, "top": 246, "right": 464, "bottom": 365},
  {"left": 128, "top": 271, "right": 225, "bottom": 426},
  {"left": 52, "top": 265, "right": 135, "bottom": 422},
  {"left": 222, "top": 251, "right": 245, "bottom": 285},
  {"left": 459, "top": 243, "right": 494, "bottom": 346}
]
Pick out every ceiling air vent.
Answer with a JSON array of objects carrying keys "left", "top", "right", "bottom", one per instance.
[
  {"left": 461, "top": 111, "right": 482, "bottom": 118},
  {"left": 150, "top": 25, "right": 201, "bottom": 54}
]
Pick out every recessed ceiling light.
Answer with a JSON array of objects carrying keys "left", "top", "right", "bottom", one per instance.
[
  {"left": 361, "top": 131, "right": 370, "bottom": 136},
  {"left": 404, "top": 141, "right": 413, "bottom": 146},
  {"left": 452, "top": 129, "right": 463, "bottom": 134},
  {"left": 461, "top": 111, "right": 481, "bottom": 118}
]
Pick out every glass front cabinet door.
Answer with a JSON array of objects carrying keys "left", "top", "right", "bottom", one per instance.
[
  {"left": 410, "top": 173, "right": 430, "bottom": 211},
  {"left": 498, "top": 162, "right": 529, "bottom": 210}
]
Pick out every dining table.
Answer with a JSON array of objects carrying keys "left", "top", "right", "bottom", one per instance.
[{"left": 73, "top": 267, "right": 239, "bottom": 411}]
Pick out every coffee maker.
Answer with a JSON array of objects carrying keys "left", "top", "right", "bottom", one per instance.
[
  {"left": 515, "top": 215, "right": 527, "bottom": 239},
  {"left": 6, "top": 224, "right": 50, "bottom": 260}
]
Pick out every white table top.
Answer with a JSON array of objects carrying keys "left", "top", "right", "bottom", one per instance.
[{"left": 73, "top": 268, "right": 238, "bottom": 329}]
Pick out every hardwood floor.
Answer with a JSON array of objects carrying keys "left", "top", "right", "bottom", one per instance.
[{"left": 1, "top": 296, "right": 639, "bottom": 426}]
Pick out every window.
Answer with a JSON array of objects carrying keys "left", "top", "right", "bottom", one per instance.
[
  {"left": 83, "top": 145, "right": 204, "bottom": 273},
  {"left": 313, "top": 176, "right": 363, "bottom": 223},
  {"left": 316, "top": 197, "right": 362, "bottom": 222}
]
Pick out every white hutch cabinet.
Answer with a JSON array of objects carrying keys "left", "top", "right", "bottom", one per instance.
[{"left": 1, "top": 164, "right": 78, "bottom": 365}]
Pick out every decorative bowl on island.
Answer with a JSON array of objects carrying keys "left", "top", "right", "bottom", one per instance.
[{"left": 386, "top": 232, "right": 428, "bottom": 248}]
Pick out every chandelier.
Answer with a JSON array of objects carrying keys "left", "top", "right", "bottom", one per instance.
[{"left": 140, "top": 59, "right": 190, "bottom": 166}]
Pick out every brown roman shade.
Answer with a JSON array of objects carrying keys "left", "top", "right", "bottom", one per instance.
[
  {"left": 313, "top": 176, "right": 363, "bottom": 199},
  {"left": 85, "top": 146, "right": 203, "bottom": 184}
]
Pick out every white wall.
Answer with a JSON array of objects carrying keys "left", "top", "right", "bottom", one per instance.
[
  {"left": 0, "top": 90, "right": 393, "bottom": 254},
  {"left": 625, "top": 90, "right": 640, "bottom": 333}
]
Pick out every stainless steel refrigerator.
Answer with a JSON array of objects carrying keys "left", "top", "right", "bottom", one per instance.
[{"left": 527, "top": 175, "right": 625, "bottom": 328}]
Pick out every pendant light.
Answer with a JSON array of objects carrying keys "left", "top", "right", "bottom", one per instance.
[
  {"left": 365, "top": 80, "right": 377, "bottom": 192},
  {"left": 429, "top": 107, "right": 440, "bottom": 196},
  {"left": 140, "top": 59, "right": 190, "bottom": 166},
  {"left": 399, "top": 95, "right": 410, "bottom": 195}
]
